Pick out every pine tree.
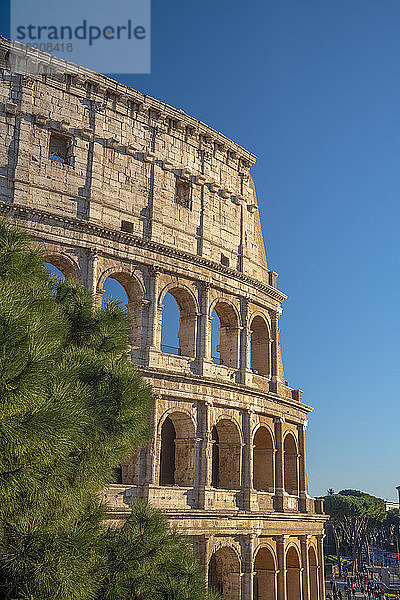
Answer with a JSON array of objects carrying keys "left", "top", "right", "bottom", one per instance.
[{"left": 0, "top": 220, "right": 218, "bottom": 600}]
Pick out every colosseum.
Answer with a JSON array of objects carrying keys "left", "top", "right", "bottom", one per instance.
[{"left": 0, "top": 37, "right": 326, "bottom": 600}]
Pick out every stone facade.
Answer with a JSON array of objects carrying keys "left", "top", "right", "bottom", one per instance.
[{"left": 0, "top": 37, "right": 326, "bottom": 600}]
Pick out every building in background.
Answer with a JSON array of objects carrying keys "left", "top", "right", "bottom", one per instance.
[
  {"left": 385, "top": 499, "right": 400, "bottom": 512},
  {"left": 0, "top": 37, "right": 326, "bottom": 600}
]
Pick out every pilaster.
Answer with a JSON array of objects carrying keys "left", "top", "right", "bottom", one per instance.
[
  {"left": 275, "top": 534, "right": 287, "bottom": 600},
  {"left": 274, "top": 416, "right": 285, "bottom": 512},
  {"left": 300, "top": 535, "right": 311, "bottom": 600}
]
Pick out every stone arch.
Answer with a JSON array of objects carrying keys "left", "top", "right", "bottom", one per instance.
[
  {"left": 308, "top": 544, "right": 319, "bottom": 600},
  {"left": 283, "top": 432, "right": 299, "bottom": 496},
  {"left": 250, "top": 314, "right": 271, "bottom": 377},
  {"left": 253, "top": 425, "right": 275, "bottom": 492},
  {"left": 209, "top": 299, "right": 240, "bottom": 368},
  {"left": 97, "top": 267, "right": 144, "bottom": 347},
  {"left": 159, "top": 410, "right": 196, "bottom": 487},
  {"left": 211, "top": 417, "right": 242, "bottom": 489},
  {"left": 208, "top": 545, "right": 241, "bottom": 600},
  {"left": 159, "top": 284, "right": 198, "bottom": 357},
  {"left": 97, "top": 266, "right": 145, "bottom": 301},
  {"left": 254, "top": 545, "right": 277, "bottom": 600},
  {"left": 286, "top": 545, "right": 301, "bottom": 600},
  {"left": 45, "top": 253, "right": 79, "bottom": 279}
]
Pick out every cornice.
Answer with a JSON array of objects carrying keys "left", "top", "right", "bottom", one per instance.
[
  {"left": 0, "top": 36, "right": 256, "bottom": 167},
  {"left": 138, "top": 365, "right": 312, "bottom": 416},
  {"left": 0, "top": 201, "right": 287, "bottom": 304},
  {"left": 104, "top": 506, "right": 328, "bottom": 524}
]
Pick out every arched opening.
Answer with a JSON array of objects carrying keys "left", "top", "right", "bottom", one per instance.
[
  {"left": 102, "top": 277, "right": 128, "bottom": 309},
  {"left": 211, "top": 426, "right": 220, "bottom": 488},
  {"left": 161, "top": 288, "right": 197, "bottom": 357},
  {"left": 45, "top": 262, "right": 65, "bottom": 280},
  {"left": 254, "top": 547, "right": 276, "bottom": 600},
  {"left": 250, "top": 316, "right": 270, "bottom": 377},
  {"left": 210, "top": 419, "right": 241, "bottom": 490},
  {"left": 210, "top": 301, "right": 239, "bottom": 367},
  {"left": 286, "top": 546, "right": 301, "bottom": 600},
  {"left": 308, "top": 546, "right": 319, "bottom": 600},
  {"left": 159, "top": 412, "right": 196, "bottom": 487},
  {"left": 208, "top": 547, "right": 241, "bottom": 600},
  {"left": 159, "top": 417, "right": 176, "bottom": 485},
  {"left": 161, "top": 293, "right": 180, "bottom": 354},
  {"left": 284, "top": 434, "right": 299, "bottom": 496},
  {"left": 45, "top": 254, "right": 77, "bottom": 280},
  {"left": 253, "top": 427, "right": 274, "bottom": 492},
  {"left": 99, "top": 271, "right": 143, "bottom": 347}
]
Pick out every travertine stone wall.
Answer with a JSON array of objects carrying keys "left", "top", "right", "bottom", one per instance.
[{"left": 0, "top": 37, "right": 327, "bottom": 600}]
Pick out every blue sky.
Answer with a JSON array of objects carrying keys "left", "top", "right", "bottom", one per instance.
[{"left": 4, "top": 0, "right": 400, "bottom": 500}]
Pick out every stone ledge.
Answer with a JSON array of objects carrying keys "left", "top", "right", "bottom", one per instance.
[{"left": 0, "top": 201, "right": 287, "bottom": 303}]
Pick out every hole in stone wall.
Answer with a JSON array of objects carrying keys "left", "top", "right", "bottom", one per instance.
[
  {"left": 220, "top": 253, "right": 229, "bottom": 267},
  {"left": 48, "top": 132, "right": 72, "bottom": 165},
  {"left": 175, "top": 178, "right": 192, "bottom": 209},
  {"left": 121, "top": 220, "right": 134, "bottom": 234}
]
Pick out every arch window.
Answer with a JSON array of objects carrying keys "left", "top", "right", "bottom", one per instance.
[
  {"left": 45, "top": 254, "right": 78, "bottom": 280},
  {"left": 308, "top": 546, "right": 319, "bottom": 600},
  {"left": 45, "top": 262, "right": 65, "bottom": 280},
  {"left": 250, "top": 316, "right": 270, "bottom": 377},
  {"left": 210, "top": 301, "right": 239, "bottom": 367},
  {"left": 159, "top": 417, "right": 176, "bottom": 485},
  {"left": 100, "top": 271, "right": 143, "bottom": 347},
  {"left": 254, "top": 547, "right": 276, "bottom": 600},
  {"left": 210, "top": 419, "right": 241, "bottom": 490},
  {"left": 102, "top": 277, "right": 128, "bottom": 309},
  {"left": 284, "top": 434, "right": 299, "bottom": 496},
  {"left": 253, "top": 427, "right": 275, "bottom": 492},
  {"left": 286, "top": 546, "right": 301, "bottom": 600},
  {"left": 161, "top": 288, "right": 197, "bottom": 357},
  {"left": 208, "top": 547, "right": 240, "bottom": 600},
  {"left": 159, "top": 412, "right": 196, "bottom": 487}
]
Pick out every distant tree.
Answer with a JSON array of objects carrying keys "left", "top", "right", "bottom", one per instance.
[
  {"left": 324, "top": 490, "right": 386, "bottom": 575},
  {"left": 0, "top": 220, "right": 218, "bottom": 600},
  {"left": 327, "top": 488, "right": 335, "bottom": 495}
]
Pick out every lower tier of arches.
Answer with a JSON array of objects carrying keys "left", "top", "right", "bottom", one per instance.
[{"left": 103, "top": 505, "right": 326, "bottom": 600}]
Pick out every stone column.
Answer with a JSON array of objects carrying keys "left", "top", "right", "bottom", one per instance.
[
  {"left": 242, "top": 534, "right": 256, "bottom": 600},
  {"left": 144, "top": 393, "right": 159, "bottom": 490},
  {"left": 274, "top": 416, "right": 285, "bottom": 512},
  {"left": 197, "top": 400, "right": 212, "bottom": 508},
  {"left": 87, "top": 248, "right": 103, "bottom": 307},
  {"left": 239, "top": 296, "right": 252, "bottom": 385},
  {"left": 298, "top": 421, "right": 308, "bottom": 512},
  {"left": 270, "top": 309, "right": 282, "bottom": 391},
  {"left": 276, "top": 535, "right": 287, "bottom": 600},
  {"left": 145, "top": 267, "right": 161, "bottom": 365},
  {"left": 300, "top": 535, "right": 311, "bottom": 600},
  {"left": 316, "top": 534, "right": 325, "bottom": 600},
  {"left": 197, "top": 281, "right": 211, "bottom": 374},
  {"left": 198, "top": 535, "right": 211, "bottom": 584},
  {"left": 242, "top": 409, "right": 256, "bottom": 510}
]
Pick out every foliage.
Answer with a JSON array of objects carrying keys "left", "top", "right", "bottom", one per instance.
[
  {"left": 99, "top": 503, "right": 220, "bottom": 600},
  {"left": 324, "top": 489, "right": 386, "bottom": 575},
  {"left": 0, "top": 220, "right": 217, "bottom": 600}
]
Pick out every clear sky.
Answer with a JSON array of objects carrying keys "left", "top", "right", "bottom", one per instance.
[{"left": 2, "top": 0, "right": 400, "bottom": 500}]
